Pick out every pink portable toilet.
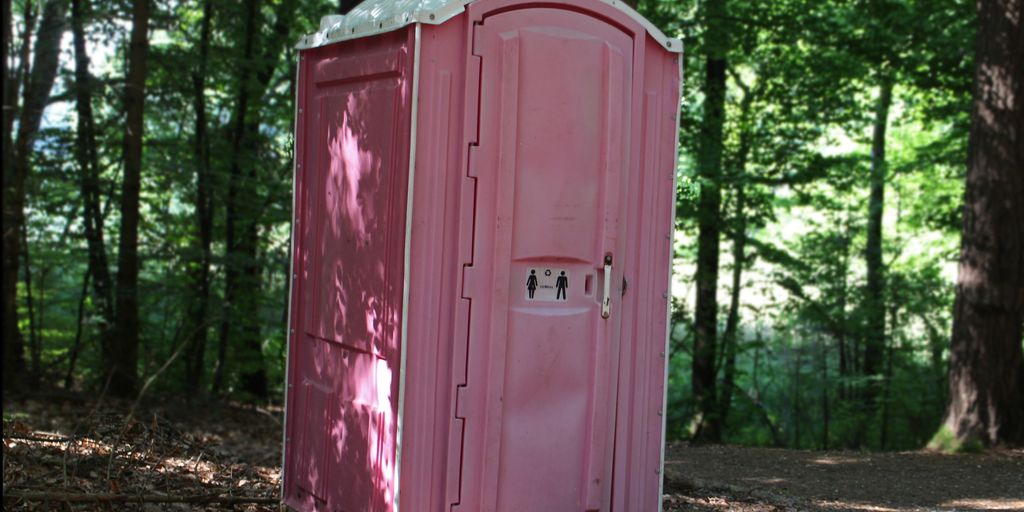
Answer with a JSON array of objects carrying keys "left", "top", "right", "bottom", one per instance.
[{"left": 282, "top": 0, "right": 681, "bottom": 510}]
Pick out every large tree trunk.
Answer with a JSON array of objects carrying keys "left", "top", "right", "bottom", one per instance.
[
  {"left": 110, "top": 0, "right": 151, "bottom": 396},
  {"left": 2, "top": 0, "right": 67, "bottom": 391},
  {"left": 860, "top": 75, "right": 892, "bottom": 446},
  {"left": 691, "top": 0, "right": 728, "bottom": 443},
  {"left": 1, "top": 0, "right": 25, "bottom": 391},
  {"left": 937, "top": 0, "right": 1024, "bottom": 448},
  {"left": 72, "top": 0, "right": 115, "bottom": 334},
  {"left": 1, "top": 0, "right": 12, "bottom": 390},
  {"left": 185, "top": 0, "right": 214, "bottom": 395}
]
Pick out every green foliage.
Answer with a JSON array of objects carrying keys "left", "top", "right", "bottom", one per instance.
[{"left": 647, "top": 0, "right": 971, "bottom": 450}]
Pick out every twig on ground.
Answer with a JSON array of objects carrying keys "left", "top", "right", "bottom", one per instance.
[{"left": 106, "top": 318, "right": 217, "bottom": 480}]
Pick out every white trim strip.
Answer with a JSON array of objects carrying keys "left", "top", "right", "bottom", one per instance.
[
  {"left": 280, "top": 52, "right": 303, "bottom": 503},
  {"left": 658, "top": 48, "right": 683, "bottom": 510},
  {"left": 394, "top": 22, "right": 422, "bottom": 512}
]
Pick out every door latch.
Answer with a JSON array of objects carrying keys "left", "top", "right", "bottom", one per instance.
[{"left": 602, "top": 254, "right": 613, "bottom": 319}]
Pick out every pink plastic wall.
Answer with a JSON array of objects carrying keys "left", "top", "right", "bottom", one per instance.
[
  {"left": 283, "top": 28, "right": 415, "bottom": 512},
  {"left": 285, "top": 1, "right": 679, "bottom": 510}
]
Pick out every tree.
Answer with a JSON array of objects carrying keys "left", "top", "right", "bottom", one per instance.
[
  {"left": 110, "top": 0, "right": 152, "bottom": 395},
  {"left": 184, "top": 0, "right": 214, "bottom": 395},
  {"left": 861, "top": 75, "right": 892, "bottom": 439},
  {"left": 213, "top": 0, "right": 298, "bottom": 398},
  {"left": 3, "top": 0, "right": 67, "bottom": 390},
  {"left": 72, "top": 0, "right": 115, "bottom": 337},
  {"left": 935, "top": 0, "right": 1024, "bottom": 448},
  {"left": 691, "top": 0, "right": 729, "bottom": 443}
]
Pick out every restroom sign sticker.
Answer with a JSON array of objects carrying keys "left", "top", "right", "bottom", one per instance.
[{"left": 525, "top": 268, "right": 569, "bottom": 301}]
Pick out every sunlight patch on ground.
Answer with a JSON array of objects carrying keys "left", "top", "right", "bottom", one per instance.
[
  {"left": 811, "top": 499, "right": 902, "bottom": 511},
  {"left": 942, "top": 498, "right": 1024, "bottom": 510},
  {"left": 811, "top": 455, "right": 865, "bottom": 465}
]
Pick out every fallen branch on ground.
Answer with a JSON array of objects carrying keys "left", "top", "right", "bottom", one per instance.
[{"left": 3, "top": 491, "right": 278, "bottom": 505}]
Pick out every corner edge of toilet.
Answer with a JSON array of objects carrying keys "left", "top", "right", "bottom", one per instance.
[{"left": 282, "top": 0, "right": 682, "bottom": 509}]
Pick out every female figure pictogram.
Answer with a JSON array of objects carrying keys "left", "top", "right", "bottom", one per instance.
[{"left": 526, "top": 269, "right": 539, "bottom": 299}]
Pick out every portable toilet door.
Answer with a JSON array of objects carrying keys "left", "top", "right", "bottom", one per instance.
[{"left": 282, "top": 0, "right": 681, "bottom": 510}]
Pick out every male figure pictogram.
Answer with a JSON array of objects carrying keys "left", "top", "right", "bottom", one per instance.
[
  {"left": 526, "top": 269, "right": 538, "bottom": 299},
  {"left": 555, "top": 271, "right": 568, "bottom": 300}
]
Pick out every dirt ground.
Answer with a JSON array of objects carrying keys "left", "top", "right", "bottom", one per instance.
[
  {"left": 3, "top": 392, "right": 282, "bottom": 510},
  {"left": 663, "top": 443, "right": 1024, "bottom": 511},
  {"left": 5, "top": 393, "right": 1023, "bottom": 511}
]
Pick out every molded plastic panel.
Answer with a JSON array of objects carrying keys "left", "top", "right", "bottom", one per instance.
[
  {"left": 284, "top": 28, "right": 414, "bottom": 512},
  {"left": 454, "top": 8, "right": 633, "bottom": 511}
]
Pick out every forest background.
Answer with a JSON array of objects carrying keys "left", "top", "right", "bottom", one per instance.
[{"left": 3, "top": 0, "right": 1022, "bottom": 454}]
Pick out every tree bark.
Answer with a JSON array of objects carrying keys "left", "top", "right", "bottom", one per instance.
[
  {"left": 21, "top": 223, "right": 39, "bottom": 380},
  {"left": 691, "top": 0, "right": 728, "bottom": 443},
  {"left": 2, "top": 0, "right": 67, "bottom": 391},
  {"left": 213, "top": 0, "right": 298, "bottom": 398},
  {"left": 185, "top": 0, "right": 214, "bottom": 395},
  {"left": 1, "top": 0, "right": 13, "bottom": 391},
  {"left": 72, "top": 0, "right": 115, "bottom": 336},
  {"left": 860, "top": 75, "right": 892, "bottom": 446},
  {"left": 836, "top": 224, "right": 851, "bottom": 403},
  {"left": 213, "top": 0, "right": 260, "bottom": 396},
  {"left": 717, "top": 186, "right": 744, "bottom": 436},
  {"left": 65, "top": 268, "right": 91, "bottom": 389},
  {"left": 717, "top": 75, "right": 754, "bottom": 437},
  {"left": 938, "top": 0, "right": 1024, "bottom": 447},
  {"left": 110, "top": 0, "right": 151, "bottom": 396}
]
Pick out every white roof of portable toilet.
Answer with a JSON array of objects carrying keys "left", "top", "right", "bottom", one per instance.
[{"left": 296, "top": 0, "right": 682, "bottom": 52}]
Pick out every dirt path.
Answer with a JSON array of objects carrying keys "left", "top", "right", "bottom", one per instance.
[
  {"left": 663, "top": 443, "right": 1024, "bottom": 511},
  {"left": 6, "top": 394, "right": 1023, "bottom": 511}
]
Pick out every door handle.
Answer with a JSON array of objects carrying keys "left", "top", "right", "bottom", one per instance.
[{"left": 602, "top": 254, "right": 612, "bottom": 319}]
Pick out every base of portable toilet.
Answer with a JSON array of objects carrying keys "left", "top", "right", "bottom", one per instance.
[{"left": 282, "top": 1, "right": 681, "bottom": 510}]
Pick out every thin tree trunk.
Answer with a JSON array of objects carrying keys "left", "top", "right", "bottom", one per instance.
[
  {"left": 213, "top": 0, "right": 260, "bottom": 396},
  {"left": 3, "top": 0, "right": 66, "bottom": 390},
  {"left": 21, "top": 222, "right": 40, "bottom": 381},
  {"left": 937, "top": 0, "right": 1024, "bottom": 447},
  {"left": 214, "top": 0, "right": 298, "bottom": 397},
  {"left": 749, "top": 332, "right": 783, "bottom": 447},
  {"left": 72, "top": 0, "right": 115, "bottom": 336},
  {"left": 881, "top": 300, "right": 898, "bottom": 449},
  {"left": 185, "top": 0, "right": 213, "bottom": 396},
  {"left": 717, "top": 184, "right": 745, "bottom": 436},
  {"left": 860, "top": 75, "right": 892, "bottom": 447},
  {"left": 788, "top": 341, "right": 802, "bottom": 448},
  {"left": 65, "top": 268, "right": 92, "bottom": 389},
  {"left": 716, "top": 75, "right": 754, "bottom": 437},
  {"left": 111, "top": 0, "right": 151, "bottom": 396},
  {"left": 836, "top": 224, "right": 850, "bottom": 403},
  {"left": 820, "top": 335, "right": 829, "bottom": 450},
  {"left": 691, "top": 0, "right": 728, "bottom": 444}
]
